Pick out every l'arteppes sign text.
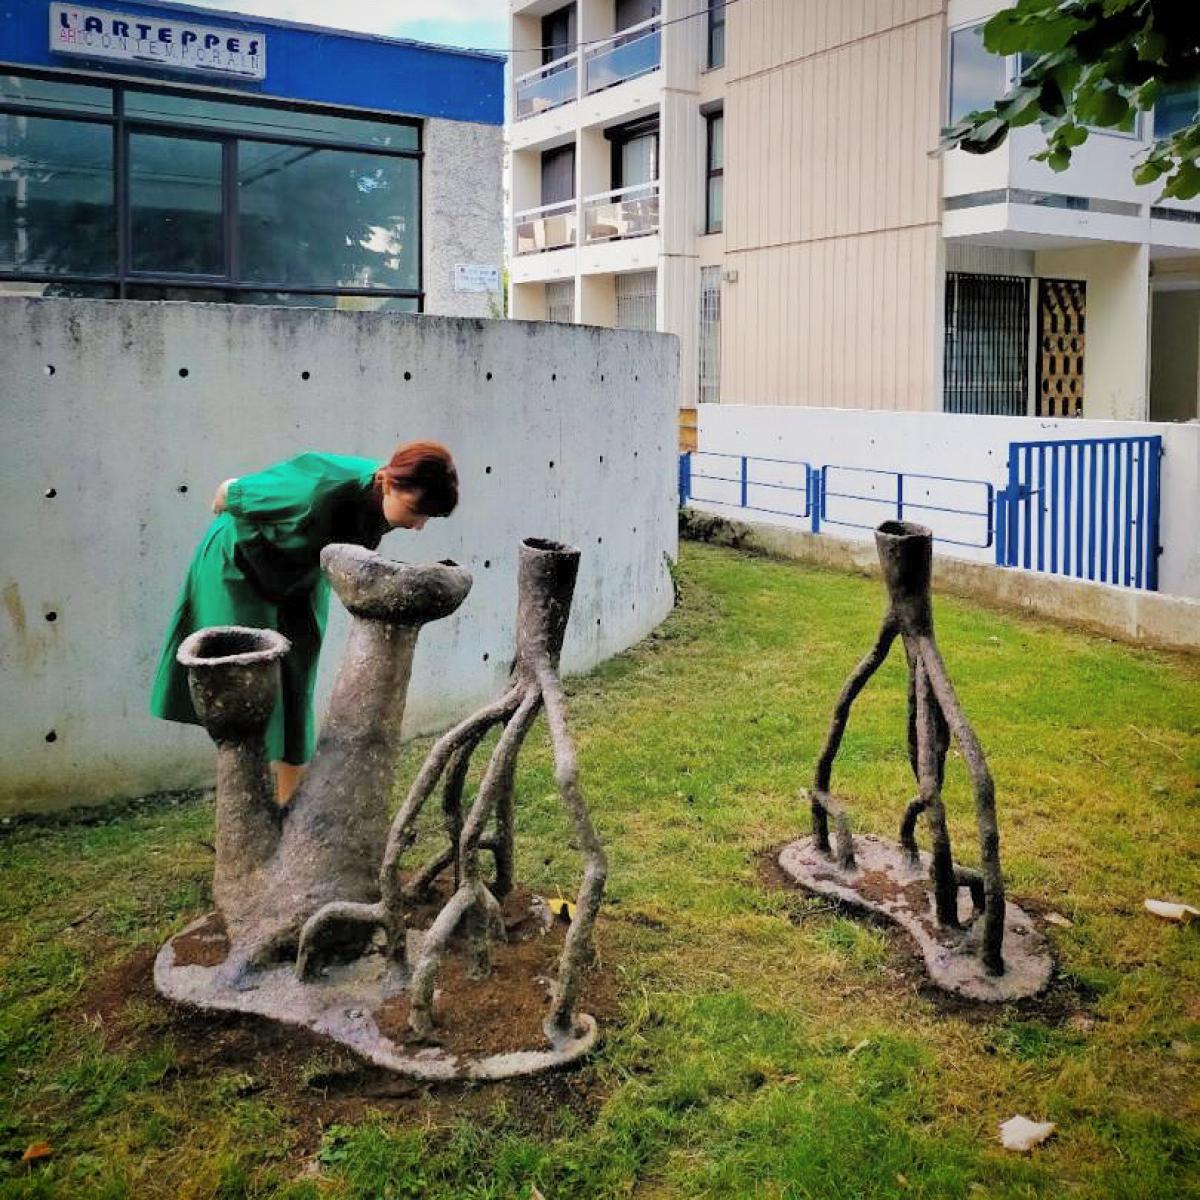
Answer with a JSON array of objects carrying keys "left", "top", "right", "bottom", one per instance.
[{"left": 49, "top": 4, "right": 267, "bottom": 79}]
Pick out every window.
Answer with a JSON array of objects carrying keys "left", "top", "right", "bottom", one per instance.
[
  {"left": 609, "top": 118, "right": 659, "bottom": 188},
  {"left": 707, "top": 0, "right": 726, "bottom": 69},
  {"left": 616, "top": 0, "right": 661, "bottom": 30},
  {"left": 705, "top": 109, "right": 724, "bottom": 234},
  {"left": 0, "top": 69, "right": 422, "bottom": 307},
  {"left": 542, "top": 4, "right": 577, "bottom": 65},
  {"left": 541, "top": 144, "right": 576, "bottom": 206},
  {"left": 699, "top": 266, "right": 721, "bottom": 403},
  {"left": 1155, "top": 84, "right": 1199, "bottom": 138},
  {"left": 948, "top": 24, "right": 1006, "bottom": 123},
  {"left": 545, "top": 279, "right": 574, "bottom": 323},
  {"left": 616, "top": 270, "right": 657, "bottom": 331},
  {"left": 943, "top": 272, "right": 1031, "bottom": 416}
]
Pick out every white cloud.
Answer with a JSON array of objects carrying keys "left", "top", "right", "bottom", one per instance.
[{"left": 187, "top": 0, "right": 507, "bottom": 37}]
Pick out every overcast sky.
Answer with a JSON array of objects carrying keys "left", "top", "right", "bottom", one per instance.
[{"left": 177, "top": 1, "right": 510, "bottom": 53}]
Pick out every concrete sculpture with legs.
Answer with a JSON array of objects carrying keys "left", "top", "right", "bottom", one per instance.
[
  {"left": 155, "top": 538, "right": 606, "bottom": 1079},
  {"left": 777, "top": 521, "right": 1052, "bottom": 1001}
]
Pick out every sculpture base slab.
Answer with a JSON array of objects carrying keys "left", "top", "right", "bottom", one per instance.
[
  {"left": 154, "top": 912, "right": 598, "bottom": 1081},
  {"left": 777, "top": 835, "right": 1053, "bottom": 1002}
]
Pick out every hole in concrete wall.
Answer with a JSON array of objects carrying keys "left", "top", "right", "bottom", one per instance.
[
  {"left": 600, "top": 374, "right": 605, "bottom": 382},
  {"left": 301, "top": 370, "right": 311, "bottom": 381},
  {"left": 482, "top": 652, "right": 490, "bottom": 663},
  {"left": 597, "top": 536, "right": 602, "bottom": 545},
  {"left": 596, "top": 617, "right": 601, "bottom": 626},
  {"left": 44, "top": 364, "right": 56, "bottom": 376},
  {"left": 486, "top": 371, "right": 493, "bottom": 381},
  {"left": 483, "top": 559, "right": 491, "bottom": 569},
  {"left": 178, "top": 367, "right": 189, "bottom": 378},
  {"left": 634, "top": 375, "right": 639, "bottom": 382},
  {"left": 45, "top": 610, "right": 58, "bottom": 622},
  {"left": 634, "top": 451, "right": 639, "bottom": 459},
  {"left": 485, "top": 465, "right": 492, "bottom": 474},
  {"left": 403, "top": 371, "right": 412, "bottom": 381},
  {"left": 177, "top": 484, "right": 189, "bottom": 494},
  {"left": 551, "top": 373, "right": 557, "bottom": 381},
  {"left": 45, "top": 730, "right": 57, "bottom": 743},
  {"left": 45, "top": 487, "right": 57, "bottom": 499},
  {"left": 599, "top": 454, "right": 604, "bottom": 463},
  {"left": 632, "top": 526, "right": 637, "bottom": 534},
  {"left": 548, "top": 461, "right": 555, "bottom": 470}
]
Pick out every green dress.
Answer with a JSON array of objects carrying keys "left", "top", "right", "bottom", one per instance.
[{"left": 150, "top": 452, "right": 389, "bottom": 765}]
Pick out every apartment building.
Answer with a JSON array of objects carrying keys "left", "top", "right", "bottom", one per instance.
[{"left": 506, "top": 0, "right": 1200, "bottom": 434}]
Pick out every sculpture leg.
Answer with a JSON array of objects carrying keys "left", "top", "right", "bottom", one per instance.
[
  {"left": 538, "top": 665, "right": 607, "bottom": 1043},
  {"left": 918, "top": 637, "right": 1006, "bottom": 975},
  {"left": 811, "top": 618, "right": 898, "bottom": 867},
  {"left": 912, "top": 653, "right": 958, "bottom": 928}
]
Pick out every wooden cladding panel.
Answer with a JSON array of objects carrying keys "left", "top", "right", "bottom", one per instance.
[
  {"left": 724, "top": 16, "right": 943, "bottom": 252},
  {"left": 722, "top": 226, "right": 939, "bottom": 410}
]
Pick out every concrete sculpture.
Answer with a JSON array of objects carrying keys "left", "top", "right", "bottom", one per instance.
[
  {"left": 777, "top": 521, "right": 1052, "bottom": 1001},
  {"left": 155, "top": 538, "right": 606, "bottom": 1079}
]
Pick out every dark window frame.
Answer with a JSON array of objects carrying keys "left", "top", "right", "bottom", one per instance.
[
  {"left": 704, "top": 108, "right": 723, "bottom": 234},
  {"left": 606, "top": 115, "right": 659, "bottom": 189},
  {"left": 0, "top": 67, "right": 424, "bottom": 307},
  {"left": 707, "top": 0, "right": 726, "bottom": 69}
]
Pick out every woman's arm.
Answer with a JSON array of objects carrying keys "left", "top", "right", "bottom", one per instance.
[{"left": 211, "top": 478, "right": 238, "bottom": 515}]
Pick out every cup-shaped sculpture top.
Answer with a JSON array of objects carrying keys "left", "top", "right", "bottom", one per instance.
[
  {"left": 874, "top": 521, "right": 935, "bottom": 635},
  {"left": 516, "top": 537, "right": 581, "bottom": 671},
  {"left": 177, "top": 626, "right": 291, "bottom": 741},
  {"left": 321, "top": 543, "right": 473, "bottom": 625}
]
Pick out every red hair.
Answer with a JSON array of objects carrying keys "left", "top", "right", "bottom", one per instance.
[{"left": 380, "top": 441, "right": 458, "bottom": 517}]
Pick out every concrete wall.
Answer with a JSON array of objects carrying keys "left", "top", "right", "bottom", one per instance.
[
  {"left": 695, "top": 404, "right": 1200, "bottom": 598},
  {"left": 0, "top": 298, "right": 679, "bottom": 814},
  {"left": 423, "top": 119, "right": 505, "bottom": 320}
]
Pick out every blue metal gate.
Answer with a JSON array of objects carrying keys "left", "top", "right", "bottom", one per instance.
[{"left": 996, "top": 437, "right": 1163, "bottom": 590}]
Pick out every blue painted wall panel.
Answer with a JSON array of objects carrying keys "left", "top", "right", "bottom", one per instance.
[{"left": 0, "top": 0, "right": 504, "bottom": 125}]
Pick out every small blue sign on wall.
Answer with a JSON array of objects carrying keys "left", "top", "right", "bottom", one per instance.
[{"left": 49, "top": 3, "right": 266, "bottom": 79}]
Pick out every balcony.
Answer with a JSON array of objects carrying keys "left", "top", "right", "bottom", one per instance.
[
  {"left": 583, "top": 17, "right": 661, "bottom": 95},
  {"left": 513, "top": 17, "right": 661, "bottom": 122},
  {"left": 514, "top": 199, "right": 578, "bottom": 255},
  {"left": 584, "top": 182, "right": 659, "bottom": 243},
  {"left": 514, "top": 54, "right": 578, "bottom": 120}
]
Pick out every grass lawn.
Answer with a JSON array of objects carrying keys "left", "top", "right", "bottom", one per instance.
[{"left": 2, "top": 541, "right": 1198, "bottom": 1200}]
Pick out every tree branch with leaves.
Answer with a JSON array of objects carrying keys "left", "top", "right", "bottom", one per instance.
[{"left": 940, "top": 0, "right": 1200, "bottom": 200}]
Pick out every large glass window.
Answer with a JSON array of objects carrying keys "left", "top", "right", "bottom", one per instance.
[
  {"left": 129, "top": 134, "right": 224, "bottom": 275},
  {"left": 0, "top": 114, "right": 114, "bottom": 275},
  {"left": 705, "top": 110, "right": 723, "bottom": 234},
  {"left": 948, "top": 25, "right": 1006, "bottom": 123},
  {"left": 238, "top": 142, "right": 419, "bottom": 290},
  {"left": 1155, "top": 85, "right": 1199, "bottom": 138},
  {"left": 0, "top": 70, "right": 422, "bottom": 307},
  {"left": 707, "top": 0, "right": 726, "bottom": 69}
]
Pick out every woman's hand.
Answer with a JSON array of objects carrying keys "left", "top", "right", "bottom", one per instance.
[{"left": 212, "top": 478, "right": 237, "bottom": 515}]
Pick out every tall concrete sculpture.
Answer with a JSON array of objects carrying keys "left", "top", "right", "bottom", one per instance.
[
  {"left": 155, "top": 538, "right": 606, "bottom": 1079},
  {"left": 777, "top": 521, "right": 1052, "bottom": 1001}
]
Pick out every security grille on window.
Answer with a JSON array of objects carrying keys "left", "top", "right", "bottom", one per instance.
[
  {"left": 943, "top": 272, "right": 1031, "bottom": 416},
  {"left": 699, "top": 266, "right": 721, "bottom": 403},
  {"left": 545, "top": 279, "right": 575, "bottom": 323},
  {"left": 615, "top": 269, "right": 657, "bottom": 331}
]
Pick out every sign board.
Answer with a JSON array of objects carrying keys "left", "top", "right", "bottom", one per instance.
[
  {"left": 49, "top": 4, "right": 267, "bottom": 80},
  {"left": 453, "top": 264, "right": 501, "bottom": 294}
]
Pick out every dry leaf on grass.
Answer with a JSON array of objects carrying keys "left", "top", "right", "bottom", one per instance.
[
  {"left": 21, "top": 1142, "right": 53, "bottom": 1163},
  {"left": 1144, "top": 899, "right": 1199, "bottom": 924}
]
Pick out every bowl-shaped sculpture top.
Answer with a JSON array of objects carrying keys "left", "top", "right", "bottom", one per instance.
[
  {"left": 320, "top": 544, "right": 473, "bottom": 624},
  {"left": 177, "top": 626, "right": 291, "bottom": 740},
  {"left": 874, "top": 521, "right": 935, "bottom": 635}
]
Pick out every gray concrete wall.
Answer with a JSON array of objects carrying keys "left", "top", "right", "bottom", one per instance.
[
  {"left": 0, "top": 298, "right": 679, "bottom": 814},
  {"left": 682, "top": 509, "right": 1200, "bottom": 655},
  {"left": 423, "top": 119, "right": 504, "bottom": 319}
]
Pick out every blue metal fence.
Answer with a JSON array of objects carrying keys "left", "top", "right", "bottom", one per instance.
[
  {"left": 680, "top": 434, "right": 1164, "bottom": 593},
  {"left": 997, "top": 436, "right": 1162, "bottom": 590}
]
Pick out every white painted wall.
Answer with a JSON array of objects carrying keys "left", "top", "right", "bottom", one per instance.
[
  {"left": 0, "top": 298, "right": 679, "bottom": 814},
  {"left": 695, "top": 404, "right": 1200, "bottom": 599}
]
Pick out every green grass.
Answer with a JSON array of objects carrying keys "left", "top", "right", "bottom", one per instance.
[{"left": 2, "top": 542, "right": 1198, "bottom": 1199}]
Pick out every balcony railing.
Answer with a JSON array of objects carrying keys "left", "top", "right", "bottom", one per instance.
[
  {"left": 584, "top": 182, "right": 660, "bottom": 243},
  {"left": 513, "top": 16, "right": 662, "bottom": 121},
  {"left": 514, "top": 199, "right": 578, "bottom": 255},
  {"left": 514, "top": 52, "right": 578, "bottom": 120},
  {"left": 584, "top": 17, "right": 662, "bottom": 95}
]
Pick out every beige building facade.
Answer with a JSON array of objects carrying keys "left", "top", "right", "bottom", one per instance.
[{"left": 507, "top": 0, "right": 1200, "bottom": 435}]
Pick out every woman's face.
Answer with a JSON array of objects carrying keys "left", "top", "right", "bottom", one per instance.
[{"left": 382, "top": 484, "right": 428, "bottom": 530}]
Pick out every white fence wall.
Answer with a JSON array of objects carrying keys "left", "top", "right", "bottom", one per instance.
[
  {"left": 0, "top": 298, "right": 679, "bottom": 814},
  {"left": 694, "top": 405, "right": 1200, "bottom": 599}
]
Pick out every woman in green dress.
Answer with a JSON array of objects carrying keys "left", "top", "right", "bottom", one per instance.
[{"left": 151, "top": 442, "right": 459, "bottom": 802}]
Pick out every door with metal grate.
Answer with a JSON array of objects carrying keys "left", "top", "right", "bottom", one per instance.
[
  {"left": 699, "top": 265, "right": 721, "bottom": 404},
  {"left": 545, "top": 279, "right": 574, "bottom": 323},
  {"left": 615, "top": 269, "right": 657, "bottom": 331},
  {"left": 1036, "top": 278, "right": 1086, "bottom": 417},
  {"left": 943, "top": 272, "right": 1031, "bottom": 416}
]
